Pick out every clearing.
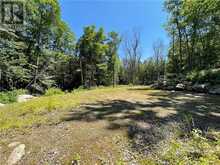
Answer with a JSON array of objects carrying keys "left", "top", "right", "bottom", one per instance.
[{"left": 0, "top": 86, "right": 219, "bottom": 164}]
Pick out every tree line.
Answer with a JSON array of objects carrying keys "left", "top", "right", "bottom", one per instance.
[
  {"left": 0, "top": 0, "right": 122, "bottom": 92},
  {"left": 1, "top": 0, "right": 219, "bottom": 93},
  {"left": 0, "top": 0, "right": 166, "bottom": 93}
]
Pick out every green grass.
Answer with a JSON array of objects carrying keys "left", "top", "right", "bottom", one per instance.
[
  {"left": 0, "top": 89, "right": 27, "bottom": 104},
  {"left": 139, "top": 127, "right": 220, "bottom": 165},
  {"left": 44, "top": 87, "right": 65, "bottom": 96},
  {"left": 0, "top": 86, "right": 127, "bottom": 131}
]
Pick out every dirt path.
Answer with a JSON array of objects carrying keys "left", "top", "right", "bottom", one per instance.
[{"left": 0, "top": 87, "right": 220, "bottom": 165}]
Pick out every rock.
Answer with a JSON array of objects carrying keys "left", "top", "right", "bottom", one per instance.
[
  {"left": 176, "top": 83, "right": 185, "bottom": 90},
  {"left": 0, "top": 103, "right": 5, "bottom": 107},
  {"left": 17, "top": 94, "right": 35, "bottom": 103},
  {"left": 192, "top": 83, "right": 209, "bottom": 93},
  {"left": 163, "top": 80, "right": 168, "bottom": 86},
  {"left": 8, "top": 142, "right": 21, "bottom": 148},
  {"left": 186, "top": 85, "right": 193, "bottom": 91},
  {"left": 150, "top": 83, "right": 159, "bottom": 89},
  {"left": 209, "top": 85, "right": 220, "bottom": 95},
  {"left": 164, "top": 86, "right": 175, "bottom": 90},
  {"left": 7, "top": 144, "right": 25, "bottom": 165}
]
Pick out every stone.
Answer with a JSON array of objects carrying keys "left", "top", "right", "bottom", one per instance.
[
  {"left": 165, "top": 86, "right": 175, "bottom": 90},
  {"left": 192, "top": 83, "right": 209, "bottom": 93},
  {"left": 209, "top": 85, "right": 220, "bottom": 95},
  {"left": 17, "top": 95, "right": 35, "bottom": 103},
  {"left": 163, "top": 80, "right": 168, "bottom": 86},
  {"left": 186, "top": 85, "right": 193, "bottom": 91},
  {"left": 176, "top": 83, "right": 185, "bottom": 90},
  {"left": 150, "top": 83, "right": 159, "bottom": 89},
  {"left": 7, "top": 144, "right": 25, "bottom": 165}
]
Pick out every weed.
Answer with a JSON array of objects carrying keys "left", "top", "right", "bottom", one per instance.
[{"left": 44, "top": 88, "right": 64, "bottom": 96}]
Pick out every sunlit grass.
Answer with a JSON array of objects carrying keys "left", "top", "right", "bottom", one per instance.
[
  {"left": 139, "top": 128, "right": 220, "bottom": 165},
  {"left": 0, "top": 86, "right": 128, "bottom": 131}
]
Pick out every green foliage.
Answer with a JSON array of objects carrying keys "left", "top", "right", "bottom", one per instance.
[
  {"left": 0, "top": 89, "right": 27, "bottom": 104},
  {"left": 128, "top": 83, "right": 133, "bottom": 87},
  {"left": 186, "top": 69, "right": 220, "bottom": 84},
  {"left": 139, "top": 158, "right": 156, "bottom": 165},
  {"left": 44, "top": 88, "right": 64, "bottom": 96},
  {"left": 140, "top": 128, "right": 220, "bottom": 165},
  {"left": 76, "top": 26, "right": 121, "bottom": 87},
  {"left": 106, "top": 32, "right": 121, "bottom": 86},
  {"left": 160, "top": 129, "right": 220, "bottom": 164},
  {"left": 116, "top": 160, "right": 125, "bottom": 165},
  {"left": 140, "top": 56, "right": 166, "bottom": 85},
  {"left": 72, "top": 153, "right": 81, "bottom": 161},
  {"left": 165, "top": 0, "right": 220, "bottom": 78},
  {"left": 1, "top": 0, "right": 219, "bottom": 92},
  {"left": 0, "top": 0, "right": 76, "bottom": 92}
]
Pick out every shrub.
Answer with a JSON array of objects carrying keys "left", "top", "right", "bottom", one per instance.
[
  {"left": 0, "top": 89, "right": 27, "bottom": 104},
  {"left": 116, "top": 160, "right": 126, "bottom": 165},
  {"left": 186, "top": 68, "right": 220, "bottom": 84},
  {"left": 140, "top": 126, "right": 220, "bottom": 165},
  {"left": 44, "top": 88, "right": 64, "bottom": 96},
  {"left": 72, "top": 86, "right": 86, "bottom": 93},
  {"left": 160, "top": 129, "right": 220, "bottom": 164},
  {"left": 128, "top": 83, "right": 133, "bottom": 87}
]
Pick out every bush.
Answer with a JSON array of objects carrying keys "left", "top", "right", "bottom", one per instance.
[
  {"left": 72, "top": 86, "right": 86, "bottom": 93},
  {"left": 187, "top": 68, "right": 220, "bottom": 85},
  {"left": 128, "top": 83, "right": 133, "bottom": 87},
  {"left": 0, "top": 89, "right": 27, "bottom": 104},
  {"left": 159, "top": 129, "right": 220, "bottom": 164},
  {"left": 139, "top": 124, "right": 220, "bottom": 165},
  {"left": 44, "top": 88, "right": 64, "bottom": 96}
]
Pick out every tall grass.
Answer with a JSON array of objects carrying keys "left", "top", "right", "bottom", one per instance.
[
  {"left": 0, "top": 89, "right": 27, "bottom": 104},
  {"left": 138, "top": 120, "right": 220, "bottom": 165},
  {"left": 44, "top": 88, "right": 64, "bottom": 96}
]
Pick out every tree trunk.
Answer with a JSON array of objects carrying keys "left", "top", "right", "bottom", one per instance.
[
  {"left": 176, "top": 20, "right": 182, "bottom": 72},
  {"left": 80, "top": 58, "right": 84, "bottom": 86},
  {"left": 34, "top": 53, "right": 39, "bottom": 85}
]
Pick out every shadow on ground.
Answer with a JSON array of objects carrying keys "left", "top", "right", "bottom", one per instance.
[{"left": 62, "top": 91, "right": 220, "bottom": 153}]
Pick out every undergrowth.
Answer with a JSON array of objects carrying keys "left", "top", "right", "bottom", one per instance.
[
  {"left": 139, "top": 117, "right": 220, "bottom": 165},
  {"left": 44, "top": 88, "right": 64, "bottom": 96},
  {"left": 0, "top": 89, "right": 27, "bottom": 104}
]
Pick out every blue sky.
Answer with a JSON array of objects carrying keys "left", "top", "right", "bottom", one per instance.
[{"left": 59, "top": 0, "right": 169, "bottom": 59}]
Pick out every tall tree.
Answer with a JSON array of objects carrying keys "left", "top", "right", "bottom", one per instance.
[
  {"left": 0, "top": 0, "right": 76, "bottom": 92},
  {"left": 106, "top": 32, "right": 121, "bottom": 86},
  {"left": 152, "top": 39, "right": 165, "bottom": 81},
  {"left": 123, "top": 30, "right": 142, "bottom": 84},
  {"left": 165, "top": 0, "right": 220, "bottom": 79},
  {"left": 76, "top": 26, "right": 108, "bottom": 88}
]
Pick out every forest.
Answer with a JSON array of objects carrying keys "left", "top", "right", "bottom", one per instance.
[
  {"left": 0, "top": 0, "right": 219, "bottom": 93},
  {"left": 0, "top": 0, "right": 220, "bottom": 164}
]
